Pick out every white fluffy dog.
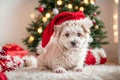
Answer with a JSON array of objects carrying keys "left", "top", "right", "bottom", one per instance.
[{"left": 37, "top": 18, "right": 93, "bottom": 73}]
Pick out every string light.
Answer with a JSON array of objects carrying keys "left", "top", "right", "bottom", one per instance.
[
  {"left": 74, "top": 6, "right": 79, "bottom": 10},
  {"left": 45, "top": 13, "right": 51, "bottom": 18},
  {"left": 114, "top": 0, "right": 119, "bottom": 4},
  {"left": 114, "top": 31, "right": 118, "bottom": 36},
  {"left": 113, "top": 14, "right": 118, "bottom": 19},
  {"left": 57, "top": 0, "right": 62, "bottom": 5},
  {"left": 37, "top": 27, "right": 42, "bottom": 33},
  {"left": 113, "top": 25, "right": 118, "bottom": 30},
  {"left": 84, "top": 0, "right": 89, "bottom": 4},
  {"left": 28, "top": 36, "right": 34, "bottom": 43},
  {"left": 113, "top": 1, "right": 118, "bottom": 43},
  {"left": 79, "top": 7, "right": 84, "bottom": 11},
  {"left": 30, "top": 13, "right": 35, "bottom": 19},
  {"left": 67, "top": 4, "right": 73, "bottom": 9},
  {"left": 90, "top": 0, "right": 94, "bottom": 4},
  {"left": 42, "top": 17, "right": 47, "bottom": 22}
]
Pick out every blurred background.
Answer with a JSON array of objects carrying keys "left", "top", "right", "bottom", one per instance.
[{"left": 0, "top": 0, "right": 119, "bottom": 64}]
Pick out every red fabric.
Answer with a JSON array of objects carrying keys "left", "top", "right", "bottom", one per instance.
[
  {"left": 100, "top": 57, "right": 107, "bottom": 64},
  {"left": 0, "top": 72, "right": 7, "bottom": 80},
  {"left": 6, "top": 51, "right": 28, "bottom": 58},
  {"left": 2, "top": 44, "right": 28, "bottom": 58},
  {"left": 85, "top": 50, "right": 96, "bottom": 65},
  {"left": 42, "top": 11, "right": 85, "bottom": 47}
]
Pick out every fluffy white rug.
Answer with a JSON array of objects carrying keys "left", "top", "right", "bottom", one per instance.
[{"left": 5, "top": 65, "right": 120, "bottom": 80}]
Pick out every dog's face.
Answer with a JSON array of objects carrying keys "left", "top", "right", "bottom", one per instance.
[{"left": 54, "top": 18, "right": 93, "bottom": 50}]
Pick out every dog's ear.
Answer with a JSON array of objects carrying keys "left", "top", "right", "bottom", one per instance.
[
  {"left": 53, "top": 25, "right": 63, "bottom": 38},
  {"left": 81, "top": 17, "right": 93, "bottom": 34},
  {"left": 54, "top": 21, "right": 69, "bottom": 37}
]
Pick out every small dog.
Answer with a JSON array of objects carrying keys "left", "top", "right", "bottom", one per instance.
[{"left": 37, "top": 17, "right": 93, "bottom": 73}]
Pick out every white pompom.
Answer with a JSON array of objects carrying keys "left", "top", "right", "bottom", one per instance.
[
  {"left": 53, "top": 8, "right": 59, "bottom": 15},
  {"left": 41, "top": 4, "right": 46, "bottom": 8},
  {"left": 23, "top": 55, "right": 37, "bottom": 67}
]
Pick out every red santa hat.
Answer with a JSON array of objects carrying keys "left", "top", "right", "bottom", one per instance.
[{"left": 42, "top": 11, "right": 85, "bottom": 47}]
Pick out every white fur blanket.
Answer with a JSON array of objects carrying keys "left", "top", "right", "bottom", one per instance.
[{"left": 5, "top": 65, "right": 120, "bottom": 80}]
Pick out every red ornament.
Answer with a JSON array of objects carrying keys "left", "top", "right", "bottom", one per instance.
[
  {"left": 38, "top": 6, "right": 44, "bottom": 12},
  {"left": 92, "top": 19, "right": 96, "bottom": 24},
  {"left": 93, "top": 12, "right": 97, "bottom": 16}
]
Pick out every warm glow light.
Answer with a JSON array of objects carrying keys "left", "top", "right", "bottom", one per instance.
[
  {"left": 42, "top": 17, "right": 47, "bottom": 22},
  {"left": 114, "top": 31, "right": 118, "bottom": 36},
  {"left": 45, "top": 13, "right": 51, "bottom": 18},
  {"left": 90, "top": 0, "right": 94, "bottom": 4},
  {"left": 74, "top": 6, "right": 79, "bottom": 10},
  {"left": 57, "top": 0, "right": 62, "bottom": 5},
  {"left": 114, "top": 0, "right": 119, "bottom": 4},
  {"left": 68, "top": 4, "right": 73, "bottom": 9},
  {"left": 28, "top": 36, "right": 34, "bottom": 43},
  {"left": 113, "top": 25, "right": 118, "bottom": 30},
  {"left": 84, "top": 0, "right": 89, "bottom": 4},
  {"left": 79, "top": 7, "right": 84, "bottom": 11},
  {"left": 113, "top": 14, "right": 118, "bottom": 19},
  {"left": 37, "top": 27, "right": 42, "bottom": 33},
  {"left": 30, "top": 13, "right": 35, "bottom": 19}
]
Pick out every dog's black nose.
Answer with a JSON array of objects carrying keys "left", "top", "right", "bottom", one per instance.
[{"left": 71, "top": 41, "right": 76, "bottom": 46}]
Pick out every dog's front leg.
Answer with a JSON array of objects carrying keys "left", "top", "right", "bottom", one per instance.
[
  {"left": 73, "top": 58, "right": 85, "bottom": 72},
  {"left": 53, "top": 66, "right": 67, "bottom": 73}
]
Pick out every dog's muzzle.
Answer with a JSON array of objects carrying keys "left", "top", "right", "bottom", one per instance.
[{"left": 71, "top": 41, "right": 76, "bottom": 47}]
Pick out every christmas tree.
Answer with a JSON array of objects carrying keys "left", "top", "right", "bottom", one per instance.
[{"left": 23, "top": 0, "right": 108, "bottom": 52}]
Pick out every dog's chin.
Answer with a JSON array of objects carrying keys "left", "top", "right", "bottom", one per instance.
[{"left": 64, "top": 45, "right": 80, "bottom": 51}]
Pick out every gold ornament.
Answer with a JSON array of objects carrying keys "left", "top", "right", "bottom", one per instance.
[
  {"left": 74, "top": 6, "right": 79, "bottom": 10},
  {"left": 42, "top": 17, "right": 47, "bottom": 22},
  {"left": 84, "top": 0, "right": 89, "bottom": 4},
  {"left": 28, "top": 36, "right": 34, "bottom": 43},
  {"left": 95, "top": 25, "right": 99, "bottom": 30},
  {"left": 90, "top": 0, "right": 94, "bottom": 4},
  {"left": 67, "top": 4, "right": 73, "bottom": 9},
  {"left": 79, "top": 7, "right": 84, "bottom": 11},
  {"left": 37, "top": 27, "right": 42, "bottom": 33},
  {"left": 57, "top": 0, "right": 62, "bottom": 5},
  {"left": 45, "top": 13, "right": 51, "bottom": 18}
]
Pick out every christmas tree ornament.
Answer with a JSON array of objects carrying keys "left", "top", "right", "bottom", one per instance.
[
  {"left": 45, "top": 13, "right": 51, "bottom": 18},
  {"left": 38, "top": 6, "right": 44, "bottom": 12},
  {"left": 92, "top": 19, "right": 96, "bottom": 24},
  {"left": 53, "top": 8, "right": 59, "bottom": 15},
  {"left": 93, "top": 12, "right": 97, "bottom": 16},
  {"left": 37, "top": 27, "right": 43, "bottom": 34},
  {"left": 42, "top": 17, "right": 47, "bottom": 22},
  {"left": 90, "top": 0, "right": 95, "bottom": 4},
  {"left": 57, "top": 0, "right": 63, "bottom": 5},
  {"left": 74, "top": 6, "right": 79, "bottom": 10},
  {"left": 41, "top": 4, "right": 46, "bottom": 8},
  {"left": 67, "top": 4, "right": 73, "bottom": 9},
  {"left": 84, "top": 0, "right": 89, "bottom": 4},
  {"left": 94, "top": 25, "right": 99, "bottom": 30},
  {"left": 79, "top": 7, "right": 84, "bottom": 11},
  {"left": 28, "top": 36, "right": 34, "bottom": 43}
]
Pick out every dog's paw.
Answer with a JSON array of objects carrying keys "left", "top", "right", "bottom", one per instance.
[
  {"left": 54, "top": 67, "right": 66, "bottom": 73},
  {"left": 73, "top": 67, "right": 82, "bottom": 72}
]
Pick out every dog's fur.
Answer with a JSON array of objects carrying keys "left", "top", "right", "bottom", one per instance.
[{"left": 37, "top": 18, "right": 93, "bottom": 73}]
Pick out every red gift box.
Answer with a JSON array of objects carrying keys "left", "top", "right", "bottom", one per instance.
[{"left": 2, "top": 44, "right": 28, "bottom": 58}]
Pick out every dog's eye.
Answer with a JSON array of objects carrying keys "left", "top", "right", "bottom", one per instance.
[
  {"left": 77, "top": 33, "right": 81, "bottom": 37},
  {"left": 65, "top": 33, "right": 69, "bottom": 37}
]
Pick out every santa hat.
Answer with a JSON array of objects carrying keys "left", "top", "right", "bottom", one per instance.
[{"left": 42, "top": 11, "right": 92, "bottom": 47}]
